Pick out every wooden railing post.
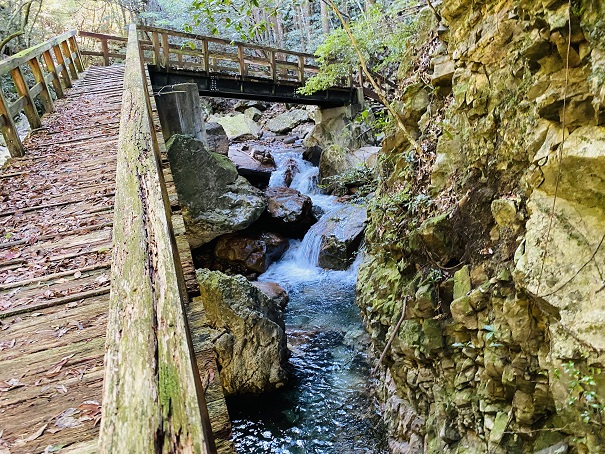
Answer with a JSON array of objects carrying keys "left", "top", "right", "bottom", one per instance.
[
  {"left": 298, "top": 55, "right": 304, "bottom": 83},
  {"left": 0, "top": 90, "right": 24, "bottom": 157},
  {"left": 151, "top": 31, "right": 161, "bottom": 68},
  {"left": 68, "top": 35, "right": 85, "bottom": 72},
  {"left": 10, "top": 66, "right": 42, "bottom": 129},
  {"left": 101, "top": 38, "right": 110, "bottom": 65},
  {"left": 161, "top": 32, "right": 170, "bottom": 67},
  {"left": 53, "top": 44, "right": 72, "bottom": 88},
  {"left": 202, "top": 39, "right": 209, "bottom": 75},
  {"left": 42, "top": 50, "right": 64, "bottom": 98},
  {"left": 270, "top": 50, "right": 276, "bottom": 82},
  {"left": 238, "top": 44, "right": 247, "bottom": 78},
  {"left": 60, "top": 40, "right": 79, "bottom": 80},
  {"left": 28, "top": 57, "right": 54, "bottom": 113}
]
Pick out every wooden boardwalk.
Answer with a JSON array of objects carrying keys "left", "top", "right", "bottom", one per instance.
[{"left": 0, "top": 64, "right": 232, "bottom": 453}]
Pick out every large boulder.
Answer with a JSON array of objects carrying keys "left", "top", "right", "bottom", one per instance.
[
  {"left": 205, "top": 122, "right": 229, "bottom": 155},
  {"left": 266, "top": 109, "right": 309, "bottom": 134},
  {"left": 214, "top": 231, "right": 289, "bottom": 274},
  {"left": 228, "top": 147, "right": 276, "bottom": 188},
  {"left": 263, "top": 186, "right": 316, "bottom": 237},
  {"left": 207, "top": 113, "right": 261, "bottom": 141},
  {"left": 195, "top": 269, "right": 288, "bottom": 396},
  {"left": 314, "top": 204, "right": 367, "bottom": 270},
  {"left": 166, "top": 135, "right": 266, "bottom": 247}
]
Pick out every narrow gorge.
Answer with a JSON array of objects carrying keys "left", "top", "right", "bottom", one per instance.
[{"left": 155, "top": 1, "right": 605, "bottom": 452}]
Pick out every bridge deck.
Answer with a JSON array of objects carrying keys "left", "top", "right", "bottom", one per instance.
[{"left": 0, "top": 65, "right": 231, "bottom": 453}]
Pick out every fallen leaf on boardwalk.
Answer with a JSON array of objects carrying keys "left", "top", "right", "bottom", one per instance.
[
  {"left": 0, "top": 379, "right": 25, "bottom": 392},
  {"left": 95, "top": 274, "right": 109, "bottom": 284},
  {"left": 54, "top": 408, "right": 82, "bottom": 429},
  {"left": 43, "top": 444, "right": 66, "bottom": 453},
  {"left": 45, "top": 354, "right": 74, "bottom": 376},
  {"left": 66, "top": 302, "right": 78, "bottom": 309},
  {"left": 0, "top": 447, "right": 9, "bottom": 454},
  {"left": 56, "top": 385, "right": 68, "bottom": 394},
  {"left": 14, "top": 424, "right": 47, "bottom": 446},
  {"left": 73, "top": 270, "right": 82, "bottom": 279}
]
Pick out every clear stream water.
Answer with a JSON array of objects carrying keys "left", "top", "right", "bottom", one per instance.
[{"left": 227, "top": 147, "right": 387, "bottom": 453}]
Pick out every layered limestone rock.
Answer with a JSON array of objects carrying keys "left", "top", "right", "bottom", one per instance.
[
  {"left": 196, "top": 269, "right": 288, "bottom": 396},
  {"left": 166, "top": 135, "right": 266, "bottom": 247},
  {"left": 357, "top": 1, "right": 605, "bottom": 453}
]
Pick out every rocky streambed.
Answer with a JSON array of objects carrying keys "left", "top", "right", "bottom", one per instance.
[{"left": 164, "top": 98, "right": 385, "bottom": 449}]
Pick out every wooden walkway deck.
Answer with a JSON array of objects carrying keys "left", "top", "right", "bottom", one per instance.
[{"left": 0, "top": 65, "right": 232, "bottom": 453}]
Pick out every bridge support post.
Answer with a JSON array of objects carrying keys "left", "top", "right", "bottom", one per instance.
[{"left": 155, "top": 83, "right": 206, "bottom": 144}]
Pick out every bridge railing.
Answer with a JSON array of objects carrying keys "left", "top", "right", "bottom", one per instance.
[
  {"left": 0, "top": 30, "right": 84, "bottom": 157},
  {"left": 99, "top": 23, "right": 216, "bottom": 453},
  {"left": 137, "top": 25, "right": 323, "bottom": 85},
  {"left": 78, "top": 31, "right": 128, "bottom": 66}
]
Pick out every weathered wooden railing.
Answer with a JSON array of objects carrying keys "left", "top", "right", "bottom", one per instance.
[
  {"left": 0, "top": 30, "right": 83, "bottom": 157},
  {"left": 99, "top": 23, "right": 216, "bottom": 453},
  {"left": 137, "top": 25, "right": 323, "bottom": 85},
  {"left": 78, "top": 31, "right": 128, "bottom": 65}
]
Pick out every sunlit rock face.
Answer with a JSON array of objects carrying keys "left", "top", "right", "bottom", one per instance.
[
  {"left": 195, "top": 269, "right": 288, "bottom": 396},
  {"left": 357, "top": 1, "right": 605, "bottom": 452},
  {"left": 166, "top": 134, "right": 266, "bottom": 248}
]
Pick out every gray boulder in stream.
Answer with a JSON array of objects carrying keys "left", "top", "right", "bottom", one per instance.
[
  {"left": 196, "top": 269, "right": 288, "bottom": 396},
  {"left": 166, "top": 135, "right": 266, "bottom": 247},
  {"left": 263, "top": 186, "right": 316, "bottom": 237},
  {"left": 266, "top": 109, "right": 309, "bottom": 134},
  {"left": 316, "top": 204, "right": 367, "bottom": 270}
]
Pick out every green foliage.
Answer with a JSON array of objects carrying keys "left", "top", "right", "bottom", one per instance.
[
  {"left": 188, "top": 0, "right": 268, "bottom": 40},
  {"left": 555, "top": 361, "right": 605, "bottom": 425},
  {"left": 300, "top": 2, "right": 420, "bottom": 95}
]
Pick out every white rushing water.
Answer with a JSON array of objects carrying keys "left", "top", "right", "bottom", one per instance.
[
  {"left": 231, "top": 143, "right": 386, "bottom": 453},
  {"left": 261, "top": 148, "right": 360, "bottom": 287}
]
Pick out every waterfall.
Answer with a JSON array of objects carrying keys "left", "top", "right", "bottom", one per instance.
[{"left": 259, "top": 148, "right": 359, "bottom": 286}]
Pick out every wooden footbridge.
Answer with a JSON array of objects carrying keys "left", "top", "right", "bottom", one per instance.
[{"left": 0, "top": 24, "right": 363, "bottom": 453}]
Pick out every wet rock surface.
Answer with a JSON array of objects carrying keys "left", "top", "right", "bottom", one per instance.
[
  {"left": 262, "top": 186, "right": 316, "bottom": 237},
  {"left": 214, "top": 231, "right": 289, "bottom": 274},
  {"left": 196, "top": 269, "right": 288, "bottom": 396},
  {"left": 228, "top": 147, "right": 276, "bottom": 188},
  {"left": 205, "top": 121, "right": 230, "bottom": 155},
  {"left": 315, "top": 204, "right": 367, "bottom": 270}
]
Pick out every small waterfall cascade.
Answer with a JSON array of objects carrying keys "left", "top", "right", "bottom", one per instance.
[{"left": 229, "top": 144, "right": 386, "bottom": 452}]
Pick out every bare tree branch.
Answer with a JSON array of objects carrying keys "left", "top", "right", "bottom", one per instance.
[{"left": 0, "top": 1, "right": 35, "bottom": 53}]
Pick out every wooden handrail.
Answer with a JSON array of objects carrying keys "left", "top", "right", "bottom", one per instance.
[
  {"left": 78, "top": 31, "right": 128, "bottom": 66},
  {"left": 136, "top": 25, "right": 325, "bottom": 86},
  {"left": 138, "top": 25, "right": 317, "bottom": 59},
  {"left": 0, "top": 30, "right": 83, "bottom": 158},
  {"left": 98, "top": 23, "right": 216, "bottom": 454}
]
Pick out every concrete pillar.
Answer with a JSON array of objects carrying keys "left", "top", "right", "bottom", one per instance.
[{"left": 155, "top": 83, "right": 206, "bottom": 144}]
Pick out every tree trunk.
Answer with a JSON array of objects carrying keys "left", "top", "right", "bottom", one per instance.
[{"left": 320, "top": 0, "right": 330, "bottom": 35}]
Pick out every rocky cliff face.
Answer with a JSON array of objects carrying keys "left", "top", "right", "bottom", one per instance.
[{"left": 357, "top": 1, "right": 605, "bottom": 452}]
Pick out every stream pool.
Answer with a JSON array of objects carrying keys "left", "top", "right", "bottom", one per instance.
[{"left": 227, "top": 146, "right": 387, "bottom": 452}]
